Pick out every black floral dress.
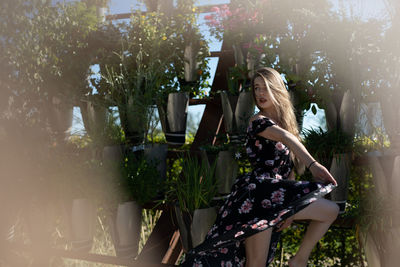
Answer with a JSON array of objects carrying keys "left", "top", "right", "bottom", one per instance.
[{"left": 181, "top": 117, "right": 335, "bottom": 267}]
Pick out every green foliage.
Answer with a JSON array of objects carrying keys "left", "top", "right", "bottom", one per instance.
[
  {"left": 303, "top": 127, "right": 354, "bottom": 167},
  {"left": 1, "top": 0, "right": 101, "bottom": 136},
  {"left": 166, "top": 155, "right": 217, "bottom": 213},
  {"left": 226, "top": 65, "right": 251, "bottom": 95},
  {"left": 119, "top": 152, "right": 162, "bottom": 205}
]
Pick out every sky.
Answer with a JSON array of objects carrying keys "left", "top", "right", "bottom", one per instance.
[{"left": 70, "top": 0, "right": 387, "bottom": 136}]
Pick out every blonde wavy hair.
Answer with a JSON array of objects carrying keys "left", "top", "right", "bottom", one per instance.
[{"left": 251, "top": 67, "right": 305, "bottom": 173}]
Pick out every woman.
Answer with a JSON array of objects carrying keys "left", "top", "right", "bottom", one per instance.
[{"left": 181, "top": 67, "right": 339, "bottom": 267}]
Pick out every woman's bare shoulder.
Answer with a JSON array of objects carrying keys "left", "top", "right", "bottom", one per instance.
[
  {"left": 249, "top": 114, "right": 269, "bottom": 124},
  {"left": 249, "top": 114, "right": 262, "bottom": 123}
]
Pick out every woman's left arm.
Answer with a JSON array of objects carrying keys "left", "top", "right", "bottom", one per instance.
[{"left": 257, "top": 125, "right": 337, "bottom": 186}]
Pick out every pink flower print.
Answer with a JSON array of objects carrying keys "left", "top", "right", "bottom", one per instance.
[
  {"left": 222, "top": 210, "right": 228, "bottom": 218},
  {"left": 228, "top": 201, "right": 232, "bottom": 206},
  {"left": 261, "top": 199, "right": 271, "bottom": 208},
  {"left": 248, "top": 183, "right": 256, "bottom": 190},
  {"left": 235, "top": 231, "right": 244, "bottom": 238},
  {"left": 257, "top": 173, "right": 270, "bottom": 182},
  {"left": 303, "top": 188, "right": 310, "bottom": 194},
  {"left": 239, "top": 199, "right": 253, "bottom": 214},
  {"left": 251, "top": 223, "right": 258, "bottom": 229},
  {"left": 194, "top": 260, "right": 203, "bottom": 267},
  {"left": 220, "top": 247, "right": 228, "bottom": 254},
  {"left": 271, "top": 189, "right": 285, "bottom": 204},
  {"left": 285, "top": 149, "right": 290, "bottom": 155},
  {"left": 271, "top": 178, "right": 279, "bottom": 183},
  {"left": 273, "top": 168, "right": 279, "bottom": 173},
  {"left": 225, "top": 224, "right": 233, "bottom": 231},
  {"left": 265, "top": 160, "right": 274, "bottom": 166},
  {"left": 253, "top": 219, "right": 269, "bottom": 230},
  {"left": 275, "top": 142, "right": 284, "bottom": 150},
  {"left": 255, "top": 140, "right": 262, "bottom": 150},
  {"left": 226, "top": 261, "right": 233, "bottom": 267},
  {"left": 269, "top": 216, "right": 281, "bottom": 226},
  {"left": 278, "top": 209, "right": 290, "bottom": 217},
  {"left": 275, "top": 174, "right": 282, "bottom": 179}
]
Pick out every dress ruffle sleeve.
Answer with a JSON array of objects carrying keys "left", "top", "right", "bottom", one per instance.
[{"left": 249, "top": 117, "right": 276, "bottom": 136}]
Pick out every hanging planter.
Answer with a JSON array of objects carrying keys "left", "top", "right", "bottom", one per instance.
[
  {"left": 174, "top": 205, "right": 217, "bottom": 252},
  {"left": 232, "top": 43, "right": 245, "bottom": 67},
  {"left": 184, "top": 44, "right": 200, "bottom": 83},
  {"left": 215, "top": 150, "right": 239, "bottom": 195},
  {"left": 380, "top": 97, "right": 400, "bottom": 151},
  {"left": 359, "top": 232, "right": 381, "bottom": 267},
  {"left": 83, "top": 96, "right": 108, "bottom": 139},
  {"left": 109, "top": 201, "right": 142, "bottom": 259},
  {"left": 361, "top": 154, "right": 400, "bottom": 267},
  {"left": 166, "top": 155, "right": 217, "bottom": 252},
  {"left": 119, "top": 95, "right": 148, "bottom": 146},
  {"left": 103, "top": 145, "right": 124, "bottom": 165},
  {"left": 96, "top": 6, "right": 107, "bottom": 23},
  {"left": 70, "top": 198, "right": 95, "bottom": 252},
  {"left": 158, "top": 92, "right": 189, "bottom": 146},
  {"left": 144, "top": 143, "right": 168, "bottom": 181},
  {"left": 47, "top": 96, "right": 73, "bottom": 142},
  {"left": 26, "top": 202, "right": 53, "bottom": 247},
  {"left": 329, "top": 153, "right": 351, "bottom": 214},
  {"left": 220, "top": 90, "right": 254, "bottom": 143}
]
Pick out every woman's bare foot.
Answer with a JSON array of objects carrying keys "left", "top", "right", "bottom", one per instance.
[{"left": 288, "top": 256, "right": 307, "bottom": 267}]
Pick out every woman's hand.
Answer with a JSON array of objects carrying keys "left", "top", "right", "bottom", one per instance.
[{"left": 309, "top": 162, "right": 337, "bottom": 186}]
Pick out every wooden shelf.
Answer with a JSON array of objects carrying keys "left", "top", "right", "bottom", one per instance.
[{"left": 105, "top": 4, "right": 228, "bottom": 21}]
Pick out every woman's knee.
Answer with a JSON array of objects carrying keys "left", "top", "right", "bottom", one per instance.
[
  {"left": 294, "top": 198, "right": 339, "bottom": 222},
  {"left": 322, "top": 199, "right": 340, "bottom": 222}
]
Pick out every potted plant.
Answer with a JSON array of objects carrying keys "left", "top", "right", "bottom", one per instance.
[
  {"left": 303, "top": 127, "right": 354, "bottom": 213},
  {"left": 101, "top": 108, "right": 124, "bottom": 164},
  {"left": 220, "top": 65, "right": 255, "bottom": 143},
  {"left": 108, "top": 150, "right": 162, "bottom": 259},
  {"left": 360, "top": 151, "right": 400, "bottom": 267},
  {"left": 102, "top": 8, "right": 173, "bottom": 146},
  {"left": 200, "top": 142, "right": 239, "bottom": 195},
  {"left": 165, "top": 155, "right": 218, "bottom": 251},
  {"left": 156, "top": 3, "right": 210, "bottom": 146}
]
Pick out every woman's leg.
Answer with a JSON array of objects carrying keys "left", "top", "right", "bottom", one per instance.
[
  {"left": 245, "top": 228, "right": 273, "bottom": 267},
  {"left": 288, "top": 198, "right": 339, "bottom": 267}
]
